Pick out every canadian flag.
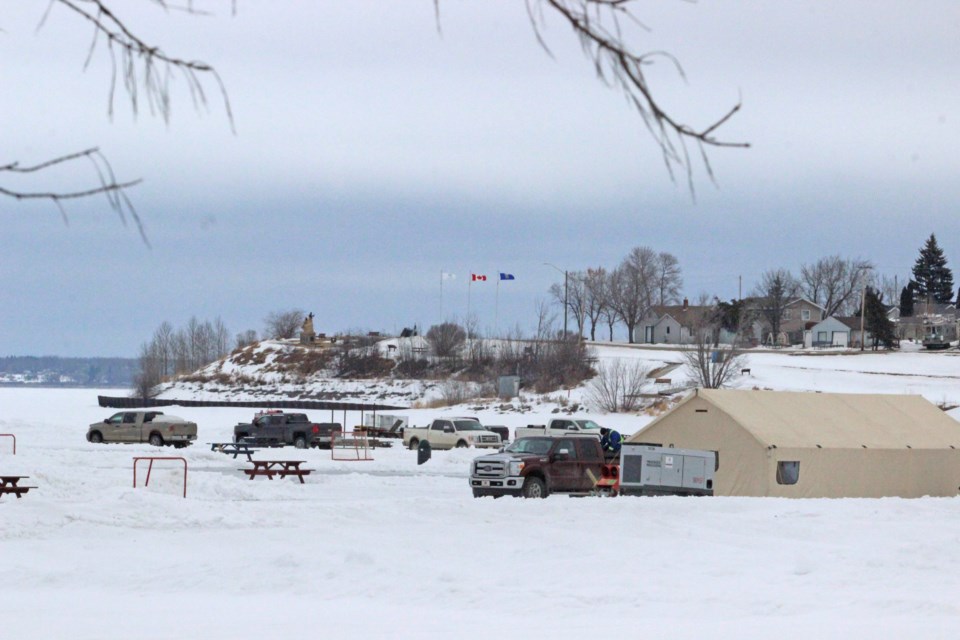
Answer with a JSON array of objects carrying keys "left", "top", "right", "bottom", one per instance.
[{"left": 471, "top": 274, "right": 487, "bottom": 282}]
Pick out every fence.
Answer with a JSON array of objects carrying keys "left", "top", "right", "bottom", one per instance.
[{"left": 99, "top": 396, "right": 407, "bottom": 412}]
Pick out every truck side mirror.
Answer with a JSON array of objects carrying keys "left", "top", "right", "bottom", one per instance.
[
  {"left": 443, "top": 426, "right": 454, "bottom": 433},
  {"left": 554, "top": 448, "right": 570, "bottom": 460}
]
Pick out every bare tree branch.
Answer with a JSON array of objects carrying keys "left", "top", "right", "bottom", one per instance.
[
  {"left": 4, "top": 1, "right": 233, "bottom": 243},
  {"left": 0, "top": 147, "right": 149, "bottom": 245},
  {"left": 535, "top": 0, "right": 748, "bottom": 190}
]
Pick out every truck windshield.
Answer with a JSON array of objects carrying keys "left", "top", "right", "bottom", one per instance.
[
  {"left": 505, "top": 439, "right": 552, "bottom": 455},
  {"left": 577, "top": 420, "right": 601, "bottom": 430},
  {"left": 453, "top": 420, "right": 485, "bottom": 431}
]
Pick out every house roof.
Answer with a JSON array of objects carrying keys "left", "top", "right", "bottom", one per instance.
[
  {"left": 834, "top": 316, "right": 864, "bottom": 330},
  {"left": 786, "top": 297, "right": 826, "bottom": 311},
  {"left": 660, "top": 388, "right": 960, "bottom": 449},
  {"left": 648, "top": 304, "right": 714, "bottom": 328}
]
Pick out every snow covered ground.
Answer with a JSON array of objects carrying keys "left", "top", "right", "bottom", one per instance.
[{"left": 3, "top": 345, "right": 960, "bottom": 638}]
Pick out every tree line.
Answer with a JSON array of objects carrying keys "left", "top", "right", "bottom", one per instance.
[
  {"left": 550, "top": 234, "right": 956, "bottom": 346},
  {"left": 133, "top": 310, "right": 311, "bottom": 397}
]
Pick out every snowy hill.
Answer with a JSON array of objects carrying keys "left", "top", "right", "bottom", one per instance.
[{"left": 150, "top": 338, "right": 960, "bottom": 435}]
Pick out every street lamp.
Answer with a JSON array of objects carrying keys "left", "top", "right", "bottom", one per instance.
[{"left": 544, "top": 262, "right": 568, "bottom": 337}]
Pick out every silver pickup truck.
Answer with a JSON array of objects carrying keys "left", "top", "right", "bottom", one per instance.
[{"left": 87, "top": 411, "right": 198, "bottom": 448}]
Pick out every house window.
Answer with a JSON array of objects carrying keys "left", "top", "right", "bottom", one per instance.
[
  {"left": 817, "top": 331, "right": 828, "bottom": 342},
  {"left": 776, "top": 461, "right": 800, "bottom": 485},
  {"left": 782, "top": 309, "right": 792, "bottom": 319},
  {"left": 666, "top": 326, "right": 670, "bottom": 334},
  {"left": 801, "top": 309, "right": 811, "bottom": 321}
]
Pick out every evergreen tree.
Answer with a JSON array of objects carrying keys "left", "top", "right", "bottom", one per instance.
[
  {"left": 911, "top": 233, "right": 955, "bottom": 304},
  {"left": 899, "top": 284, "right": 914, "bottom": 317},
  {"left": 864, "top": 287, "right": 896, "bottom": 349}
]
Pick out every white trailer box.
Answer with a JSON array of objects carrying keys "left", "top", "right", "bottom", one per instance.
[{"left": 619, "top": 444, "right": 715, "bottom": 496}]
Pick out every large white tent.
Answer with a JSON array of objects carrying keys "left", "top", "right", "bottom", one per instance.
[{"left": 628, "top": 389, "right": 960, "bottom": 498}]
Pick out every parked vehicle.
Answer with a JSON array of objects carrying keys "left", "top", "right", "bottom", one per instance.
[
  {"left": 403, "top": 417, "right": 502, "bottom": 450},
  {"left": 514, "top": 418, "right": 603, "bottom": 440},
  {"left": 233, "top": 410, "right": 342, "bottom": 449},
  {"left": 470, "top": 436, "right": 607, "bottom": 498},
  {"left": 469, "top": 437, "right": 716, "bottom": 498},
  {"left": 86, "top": 411, "right": 198, "bottom": 448}
]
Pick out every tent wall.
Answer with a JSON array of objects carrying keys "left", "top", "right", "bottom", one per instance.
[
  {"left": 767, "top": 447, "right": 960, "bottom": 498},
  {"left": 630, "top": 395, "right": 769, "bottom": 496}
]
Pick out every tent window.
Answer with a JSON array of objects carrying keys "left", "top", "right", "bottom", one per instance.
[
  {"left": 776, "top": 461, "right": 800, "bottom": 485},
  {"left": 711, "top": 451, "right": 719, "bottom": 471}
]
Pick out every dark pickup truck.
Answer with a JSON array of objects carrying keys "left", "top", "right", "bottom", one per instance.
[
  {"left": 233, "top": 410, "right": 342, "bottom": 449},
  {"left": 469, "top": 436, "right": 607, "bottom": 498}
]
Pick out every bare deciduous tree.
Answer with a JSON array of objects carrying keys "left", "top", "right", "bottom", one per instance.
[
  {"left": 234, "top": 329, "right": 258, "bottom": 351},
  {"left": 549, "top": 271, "right": 587, "bottom": 337},
  {"left": 682, "top": 312, "right": 746, "bottom": 389},
  {"left": 426, "top": 322, "right": 467, "bottom": 359},
  {"left": 582, "top": 267, "right": 609, "bottom": 341},
  {"left": 753, "top": 269, "right": 799, "bottom": 345},
  {"left": 585, "top": 359, "right": 650, "bottom": 413},
  {"left": 609, "top": 247, "right": 659, "bottom": 343},
  {"left": 264, "top": 309, "right": 306, "bottom": 340},
  {"left": 799, "top": 255, "right": 873, "bottom": 316},
  {"left": 132, "top": 339, "right": 163, "bottom": 399},
  {"left": 654, "top": 252, "right": 683, "bottom": 305}
]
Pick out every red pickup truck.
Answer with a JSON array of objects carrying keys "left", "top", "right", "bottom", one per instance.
[{"left": 469, "top": 436, "right": 607, "bottom": 498}]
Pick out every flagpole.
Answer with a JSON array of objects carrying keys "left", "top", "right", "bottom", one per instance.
[
  {"left": 495, "top": 274, "right": 500, "bottom": 337},
  {"left": 439, "top": 270, "right": 444, "bottom": 325},
  {"left": 467, "top": 278, "right": 472, "bottom": 343}
]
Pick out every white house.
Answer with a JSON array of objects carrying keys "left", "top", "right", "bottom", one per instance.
[{"left": 803, "top": 316, "right": 851, "bottom": 348}]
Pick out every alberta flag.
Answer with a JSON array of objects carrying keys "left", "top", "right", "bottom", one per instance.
[
  {"left": 471, "top": 274, "right": 487, "bottom": 282},
  {"left": 499, "top": 273, "right": 515, "bottom": 281}
]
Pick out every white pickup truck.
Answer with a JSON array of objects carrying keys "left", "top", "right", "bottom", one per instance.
[
  {"left": 86, "top": 411, "right": 198, "bottom": 447},
  {"left": 514, "top": 418, "right": 603, "bottom": 440},
  {"left": 403, "top": 417, "right": 502, "bottom": 450}
]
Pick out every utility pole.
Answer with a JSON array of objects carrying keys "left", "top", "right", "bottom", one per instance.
[
  {"left": 544, "top": 263, "right": 568, "bottom": 337},
  {"left": 563, "top": 270, "right": 569, "bottom": 337},
  {"left": 860, "top": 283, "right": 867, "bottom": 352}
]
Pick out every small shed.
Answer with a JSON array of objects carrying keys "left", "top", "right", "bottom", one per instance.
[
  {"left": 803, "top": 316, "right": 851, "bottom": 348},
  {"left": 627, "top": 389, "right": 960, "bottom": 498}
]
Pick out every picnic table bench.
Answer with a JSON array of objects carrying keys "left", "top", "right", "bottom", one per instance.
[
  {"left": 241, "top": 460, "right": 312, "bottom": 484},
  {"left": 0, "top": 475, "right": 37, "bottom": 499},
  {"left": 210, "top": 441, "right": 260, "bottom": 461}
]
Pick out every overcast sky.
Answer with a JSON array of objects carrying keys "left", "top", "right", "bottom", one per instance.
[{"left": 3, "top": 1, "right": 959, "bottom": 357}]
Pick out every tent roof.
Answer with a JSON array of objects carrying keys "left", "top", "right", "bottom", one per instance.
[{"left": 659, "top": 389, "right": 960, "bottom": 449}]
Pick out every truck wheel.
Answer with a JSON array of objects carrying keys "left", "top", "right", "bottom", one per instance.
[
  {"left": 408, "top": 438, "right": 419, "bottom": 450},
  {"left": 521, "top": 477, "right": 547, "bottom": 499},
  {"left": 149, "top": 433, "right": 164, "bottom": 447},
  {"left": 293, "top": 435, "right": 307, "bottom": 449},
  {"left": 235, "top": 432, "right": 248, "bottom": 443},
  {"left": 456, "top": 440, "right": 468, "bottom": 449},
  {"left": 89, "top": 431, "right": 103, "bottom": 444}
]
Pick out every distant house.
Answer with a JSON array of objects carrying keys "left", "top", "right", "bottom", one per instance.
[
  {"left": 803, "top": 316, "right": 851, "bottom": 348},
  {"left": 748, "top": 297, "right": 825, "bottom": 346},
  {"left": 897, "top": 302, "right": 958, "bottom": 342},
  {"left": 634, "top": 299, "right": 736, "bottom": 345}
]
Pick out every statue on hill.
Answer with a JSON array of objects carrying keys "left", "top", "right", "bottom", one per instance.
[{"left": 300, "top": 312, "right": 316, "bottom": 344}]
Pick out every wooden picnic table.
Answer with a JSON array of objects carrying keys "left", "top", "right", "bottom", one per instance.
[
  {"left": 0, "top": 475, "right": 37, "bottom": 499},
  {"left": 210, "top": 441, "right": 259, "bottom": 462},
  {"left": 241, "top": 460, "right": 312, "bottom": 484}
]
